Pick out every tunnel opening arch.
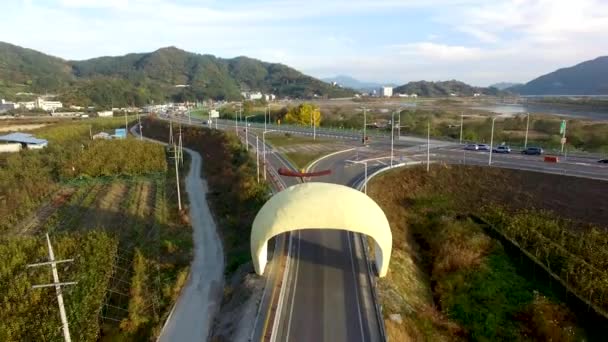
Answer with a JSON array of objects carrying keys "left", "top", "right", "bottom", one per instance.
[{"left": 250, "top": 182, "right": 392, "bottom": 277}]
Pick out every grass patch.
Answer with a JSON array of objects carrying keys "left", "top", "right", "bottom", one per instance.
[
  {"left": 283, "top": 151, "right": 327, "bottom": 170},
  {"left": 368, "top": 166, "right": 600, "bottom": 340},
  {"left": 265, "top": 132, "right": 329, "bottom": 147}
]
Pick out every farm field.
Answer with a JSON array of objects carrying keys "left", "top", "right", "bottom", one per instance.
[
  {"left": 0, "top": 117, "right": 192, "bottom": 341},
  {"left": 368, "top": 165, "right": 608, "bottom": 340}
]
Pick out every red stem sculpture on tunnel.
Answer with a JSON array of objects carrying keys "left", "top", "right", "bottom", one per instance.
[{"left": 277, "top": 167, "right": 331, "bottom": 178}]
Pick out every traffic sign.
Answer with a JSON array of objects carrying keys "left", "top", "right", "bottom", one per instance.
[{"left": 560, "top": 120, "right": 566, "bottom": 134}]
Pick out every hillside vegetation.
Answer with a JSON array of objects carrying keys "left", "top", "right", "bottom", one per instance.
[
  {"left": 511, "top": 56, "right": 608, "bottom": 95},
  {"left": 394, "top": 80, "right": 504, "bottom": 97},
  {"left": 0, "top": 42, "right": 352, "bottom": 105},
  {"left": 369, "top": 165, "right": 607, "bottom": 340}
]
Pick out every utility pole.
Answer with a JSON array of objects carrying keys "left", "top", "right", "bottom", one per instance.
[
  {"left": 524, "top": 112, "right": 530, "bottom": 149},
  {"left": 188, "top": 108, "right": 191, "bottom": 125},
  {"left": 138, "top": 113, "right": 142, "bottom": 140},
  {"left": 265, "top": 106, "right": 268, "bottom": 132},
  {"left": 489, "top": 117, "right": 497, "bottom": 166},
  {"left": 28, "top": 234, "right": 77, "bottom": 342},
  {"left": 169, "top": 120, "right": 174, "bottom": 146},
  {"left": 89, "top": 125, "right": 92, "bottom": 140},
  {"left": 124, "top": 110, "right": 128, "bottom": 137},
  {"left": 256, "top": 135, "right": 260, "bottom": 183},
  {"left": 174, "top": 144, "right": 182, "bottom": 211},
  {"left": 311, "top": 110, "right": 316, "bottom": 140},
  {"left": 263, "top": 130, "right": 276, "bottom": 180},
  {"left": 427, "top": 120, "right": 431, "bottom": 172},
  {"left": 178, "top": 126, "right": 183, "bottom": 165}
]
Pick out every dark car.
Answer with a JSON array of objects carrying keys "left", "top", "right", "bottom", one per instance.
[
  {"left": 598, "top": 159, "right": 608, "bottom": 164},
  {"left": 522, "top": 147, "right": 544, "bottom": 155}
]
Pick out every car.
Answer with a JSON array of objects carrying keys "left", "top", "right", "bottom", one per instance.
[
  {"left": 522, "top": 147, "right": 544, "bottom": 155},
  {"left": 464, "top": 144, "right": 479, "bottom": 150},
  {"left": 477, "top": 144, "right": 490, "bottom": 151},
  {"left": 493, "top": 145, "right": 511, "bottom": 153},
  {"left": 598, "top": 159, "right": 608, "bottom": 164}
]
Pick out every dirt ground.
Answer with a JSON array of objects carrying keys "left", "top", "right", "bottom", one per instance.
[{"left": 0, "top": 123, "right": 48, "bottom": 132}]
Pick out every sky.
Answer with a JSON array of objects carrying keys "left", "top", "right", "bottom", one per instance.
[{"left": 1, "top": 0, "right": 608, "bottom": 86}]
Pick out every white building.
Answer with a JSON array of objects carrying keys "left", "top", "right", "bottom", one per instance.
[
  {"left": 15, "top": 97, "right": 63, "bottom": 111},
  {"left": 97, "top": 110, "right": 114, "bottom": 117},
  {"left": 380, "top": 86, "right": 393, "bottom": 97},
  {"left": 410, "top": 93, "right": 418, "bottom": 98},
  {"left": 241, "top": 91, "right": 264, "bottom": 100},
  {"left": 473, "top": 93, "right": 482, "bottom": 97}
]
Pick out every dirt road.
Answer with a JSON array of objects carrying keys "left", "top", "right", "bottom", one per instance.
[{"left": 158, "top": 147, "right": 225, "bottom": 342}]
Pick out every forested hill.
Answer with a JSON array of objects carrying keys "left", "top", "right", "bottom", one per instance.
[
  {"left": 509, "top": 56, "right": 608, "bottom": 95},
  {"left": 394, "top": 80, "right": 503, "bottom": 97},
  {"left": 0, "top": 42, "right": 352, "bottom": 106}
]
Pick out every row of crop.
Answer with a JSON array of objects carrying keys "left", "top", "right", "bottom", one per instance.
[{"left": 483, "top": 208, "right": 608, "bottom": 316}]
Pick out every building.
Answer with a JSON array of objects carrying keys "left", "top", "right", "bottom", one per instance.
[
  {"left": 0, "top": 132, "right": 48, "bottom": 149},
  {"left": 264, "top": 94, "right": 276, "bottom": 101},
  {"left": 241, "top": 91, "right": 263, "bottom": 100},
  {"left": 0, "top": 99, "right": 17, "bottom": 113},
  {"left": 92, "top": 132, "right": 112, "bottom": 140},
  {"left": 97, "top": 111, "right": 114, "bottom": 117},
  {"left": 35, "top": 98, "right": 63, "bottom": 111},
  {"left": 380, "top": 86, "right": 393, "bottom": 97},
  {"left": 473, "top": 93, "right": 481, "bottom": 97},
  {"left": 113, "top": 128, "right": 127, "bottom": 139},
  {"left": 15, "top": 97, "right": 63, "bottom": 111}
]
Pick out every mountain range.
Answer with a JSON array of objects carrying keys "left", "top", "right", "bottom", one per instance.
[
  {"left": 509, "top": 56, "right": 608, "bottom": 95},
  {"left": 0, "top": 42, "right": 352, "bottom": 106},
  {"left": 490, "top": 82, "right": 522, "bottom": 90},
  {"left": 321, "top": 75, "right": 396, "bottom": 91},
  {"left": 394, "top": 80, "right": 502, "bottom": 97}
]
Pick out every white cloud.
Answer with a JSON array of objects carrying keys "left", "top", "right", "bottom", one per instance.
[
  {"left": 392, "top": 42, "right": 483, "bottom": 61},
  {"left": 1, "top": 0, "right": 607, "bottom": 86}
]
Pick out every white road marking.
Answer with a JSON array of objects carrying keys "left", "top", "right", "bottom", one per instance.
[
  {"left": 347, "top": 232, "right": 366, "bottom": 341},
  {"left": 285, "top": 231, "right": 301, "bottom": 340}
]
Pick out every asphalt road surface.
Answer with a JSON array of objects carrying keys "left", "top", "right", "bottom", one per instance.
[{"left": 161, "top": 115, "right": 607, "bottom": 342}]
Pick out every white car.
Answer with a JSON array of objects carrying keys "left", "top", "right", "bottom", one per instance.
[
  {"left": 464, "top": 144, "right": 479, "bottom": 150},
  {"left": 493, "top": 145, "right": 511, "bottom": 153},
  {"left": 477, "top": 144, "right": 490, "bottom": 151}
]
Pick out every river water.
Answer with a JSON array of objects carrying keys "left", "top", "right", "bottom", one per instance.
[{"left": 471, "top": 103, "right": 608, "bottom": 121}]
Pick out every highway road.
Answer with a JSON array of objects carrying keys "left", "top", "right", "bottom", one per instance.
[
  {"left": 162, "top": 114, "right": 607, "bottom": 342},
  {"left": 271, "top": 149, "right": 384, "bottom": 342}
]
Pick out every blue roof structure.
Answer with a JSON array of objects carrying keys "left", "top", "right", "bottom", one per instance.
[{"left": 0, "top": 132, "right": 48, "bottom": 146}]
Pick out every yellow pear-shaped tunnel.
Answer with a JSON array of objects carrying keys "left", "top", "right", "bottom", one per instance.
[{"left": 250, "top": 182, "right": 392, "bottom": 277}]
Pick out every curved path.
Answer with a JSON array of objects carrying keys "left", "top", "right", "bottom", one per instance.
[{"left": 157, "top": 148, "right": 225, "bottom": 342}]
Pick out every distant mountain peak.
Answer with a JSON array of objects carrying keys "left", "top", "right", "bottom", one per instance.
[{"left": 514, "top": 56, "right": 608, "bottom": 95}]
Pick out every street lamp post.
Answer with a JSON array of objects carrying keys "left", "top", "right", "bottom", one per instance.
[
  {"left": 427, "top": 120, "right": 431, "bottom": 172},
  {"left": 256, "top": 135, "right": 260, "bottom": 183},
  {"left": 264, "top": 106, "right": 268, "bottom": 132},
  {"left": 311, "top": 111, "right": 316, "bottom": 140},
  {"left": 489, "top": 117, "right": 497, "bottom": 166},
  {"left": 262, "top": 130, "right": 276, "bottom": 180},
  {"left": 358, "top": 107, "right": 368, "bottom": 144},
  {"left": 391, "top": 111, "right": 396, "bottom": 167},
  {"left": 245, "top": 115, "right": 255, "bottom": 151},
  {"left": 459, "top": 113, "right": 464, "bottom": 145},
  {"left": 524, "top": 112, "right": 530, "bottom": 149}
]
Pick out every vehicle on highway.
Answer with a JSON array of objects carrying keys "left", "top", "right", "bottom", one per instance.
[
  {"left": 598, "top": 159, "right": 608, "bottom": 163},
  {"left": 464, "top": 144, "right": 479, "bottom": 150},
  {"left": 477, "top": 144, "right": 490, "bottom": 151},
  {"left": 493, "top": 145, "right": 511, "bottom": 153},
  {"left": 522, "top": 147, "right": 544, "bottom": 155}
]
